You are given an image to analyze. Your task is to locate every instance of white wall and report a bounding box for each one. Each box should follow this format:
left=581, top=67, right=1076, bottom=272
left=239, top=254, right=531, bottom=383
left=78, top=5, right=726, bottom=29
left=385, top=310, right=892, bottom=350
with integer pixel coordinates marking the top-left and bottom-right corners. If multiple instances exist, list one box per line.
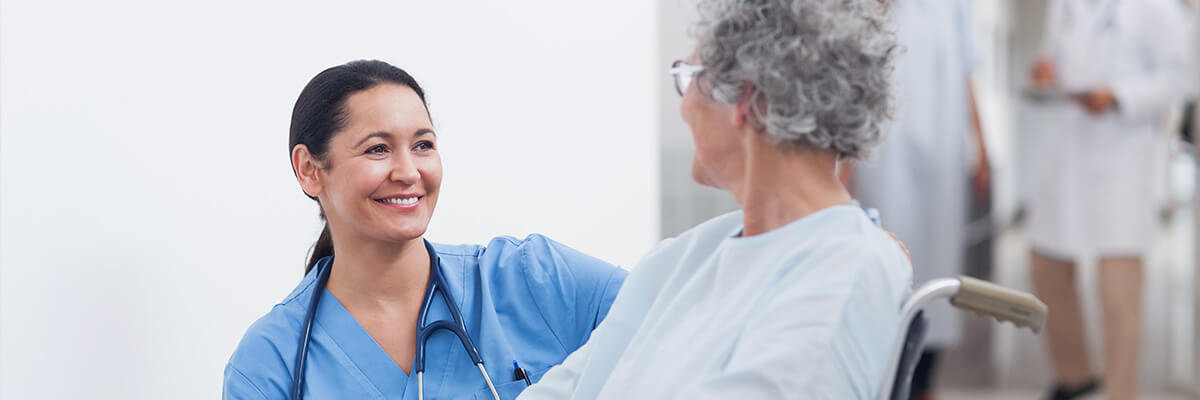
left=0, top=1, right=659, bottom=398
left=657, top=0, right=741, bottom=238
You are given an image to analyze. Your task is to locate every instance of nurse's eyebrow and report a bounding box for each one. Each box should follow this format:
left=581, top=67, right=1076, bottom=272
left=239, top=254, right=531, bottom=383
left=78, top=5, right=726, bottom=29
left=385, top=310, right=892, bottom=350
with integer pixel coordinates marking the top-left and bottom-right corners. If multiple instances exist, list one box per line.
left=354, top=132, right=393, bottom=148
left=354, top=129, right=435, bottom=148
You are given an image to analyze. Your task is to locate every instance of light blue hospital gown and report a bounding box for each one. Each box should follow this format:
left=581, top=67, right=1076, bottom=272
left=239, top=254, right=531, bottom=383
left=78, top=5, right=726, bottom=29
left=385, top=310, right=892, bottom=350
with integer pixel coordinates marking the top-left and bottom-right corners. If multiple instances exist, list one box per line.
left=519, top=206, right=913, bottom=399
left=223, top=234, right=627, bottom=400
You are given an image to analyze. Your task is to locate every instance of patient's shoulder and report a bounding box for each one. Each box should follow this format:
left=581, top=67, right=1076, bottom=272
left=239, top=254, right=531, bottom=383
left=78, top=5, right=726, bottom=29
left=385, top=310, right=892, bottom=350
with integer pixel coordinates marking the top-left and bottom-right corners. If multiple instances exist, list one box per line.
left=782, top=206, right=912, bottom=296
left=644, top=210, right=744, bottom=257
left=666, top=210, right=743, bottom=241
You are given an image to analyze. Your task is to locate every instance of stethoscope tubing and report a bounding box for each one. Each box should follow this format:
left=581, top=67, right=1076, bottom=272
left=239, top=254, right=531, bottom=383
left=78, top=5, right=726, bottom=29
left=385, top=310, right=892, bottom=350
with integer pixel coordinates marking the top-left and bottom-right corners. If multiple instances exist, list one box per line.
left=290, top=240, right=500, bottom=400
left=291, top=256, right=333, bottom=400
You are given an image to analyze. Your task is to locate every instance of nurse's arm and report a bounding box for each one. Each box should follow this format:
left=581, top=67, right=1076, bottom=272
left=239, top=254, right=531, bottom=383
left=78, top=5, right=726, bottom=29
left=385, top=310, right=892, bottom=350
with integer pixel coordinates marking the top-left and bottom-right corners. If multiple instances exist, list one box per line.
left=222, top=365, right=271, bottom=400
left=515, top=334, right=596, bottom=399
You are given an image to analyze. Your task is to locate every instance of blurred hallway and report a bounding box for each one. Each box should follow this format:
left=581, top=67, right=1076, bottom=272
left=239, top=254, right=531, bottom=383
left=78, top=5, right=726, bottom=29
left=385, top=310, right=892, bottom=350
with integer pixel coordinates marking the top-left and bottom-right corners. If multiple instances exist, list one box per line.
left=935, top=151, right=1197, bottom=398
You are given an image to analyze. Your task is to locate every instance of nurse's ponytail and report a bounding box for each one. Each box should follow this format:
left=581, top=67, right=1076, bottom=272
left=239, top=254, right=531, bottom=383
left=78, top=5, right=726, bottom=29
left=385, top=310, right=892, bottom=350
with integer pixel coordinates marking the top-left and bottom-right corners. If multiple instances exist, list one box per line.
left=306, top=222, right=334, bottom=274
left=289, top=59, right=429, bottom=274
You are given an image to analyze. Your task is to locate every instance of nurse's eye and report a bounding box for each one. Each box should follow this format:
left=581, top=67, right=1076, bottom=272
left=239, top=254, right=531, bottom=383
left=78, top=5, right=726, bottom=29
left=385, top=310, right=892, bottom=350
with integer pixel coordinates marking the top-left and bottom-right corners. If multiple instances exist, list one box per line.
left=365, top=144, right=389, bottom=155
left=413, top=141, right=435, bottom=152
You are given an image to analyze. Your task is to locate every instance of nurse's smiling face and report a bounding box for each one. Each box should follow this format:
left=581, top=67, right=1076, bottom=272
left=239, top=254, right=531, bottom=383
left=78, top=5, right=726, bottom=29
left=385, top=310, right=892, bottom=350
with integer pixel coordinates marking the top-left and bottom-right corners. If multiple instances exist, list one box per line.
left=305, top=83, right=442, bottom=244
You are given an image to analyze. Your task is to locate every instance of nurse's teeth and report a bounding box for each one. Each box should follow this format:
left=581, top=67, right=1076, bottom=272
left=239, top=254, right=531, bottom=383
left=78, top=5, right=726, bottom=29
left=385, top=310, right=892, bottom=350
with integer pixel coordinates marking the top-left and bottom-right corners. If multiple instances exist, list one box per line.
left=381, top=197, right=418, bottom=205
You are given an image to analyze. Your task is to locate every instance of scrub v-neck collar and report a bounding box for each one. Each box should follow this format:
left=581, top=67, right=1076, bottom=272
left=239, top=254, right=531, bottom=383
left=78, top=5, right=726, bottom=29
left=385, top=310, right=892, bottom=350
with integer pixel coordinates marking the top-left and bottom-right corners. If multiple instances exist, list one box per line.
left=316, top=287, right=413, bottom=398
left=311, top=254, right=475, bottom=399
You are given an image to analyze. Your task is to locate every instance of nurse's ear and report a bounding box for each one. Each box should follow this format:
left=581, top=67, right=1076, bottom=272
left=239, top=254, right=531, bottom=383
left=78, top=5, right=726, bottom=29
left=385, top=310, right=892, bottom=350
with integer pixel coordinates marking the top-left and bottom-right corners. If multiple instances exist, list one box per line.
left=292, top=144, right=324, bottom=198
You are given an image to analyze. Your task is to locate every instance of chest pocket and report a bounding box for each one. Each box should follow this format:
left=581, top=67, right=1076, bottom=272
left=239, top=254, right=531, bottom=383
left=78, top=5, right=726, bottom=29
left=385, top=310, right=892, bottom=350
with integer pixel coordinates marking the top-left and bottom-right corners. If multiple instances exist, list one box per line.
left=469, top=366, right=547, bottom=400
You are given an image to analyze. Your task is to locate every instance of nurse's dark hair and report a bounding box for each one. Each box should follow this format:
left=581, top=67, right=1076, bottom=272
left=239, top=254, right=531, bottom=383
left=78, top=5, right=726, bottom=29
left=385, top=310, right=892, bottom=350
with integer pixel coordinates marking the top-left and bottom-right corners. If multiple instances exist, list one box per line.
left=289, top=59, right=429, bottom=274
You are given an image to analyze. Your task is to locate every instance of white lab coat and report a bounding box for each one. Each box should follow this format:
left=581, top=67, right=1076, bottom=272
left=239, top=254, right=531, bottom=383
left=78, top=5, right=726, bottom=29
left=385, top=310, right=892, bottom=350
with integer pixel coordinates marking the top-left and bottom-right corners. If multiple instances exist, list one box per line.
left=1028, top=0, right=1192, bottom=259
left=518, top=206, right=912, bottom=399
left=852, top=0, right=976, bottom=348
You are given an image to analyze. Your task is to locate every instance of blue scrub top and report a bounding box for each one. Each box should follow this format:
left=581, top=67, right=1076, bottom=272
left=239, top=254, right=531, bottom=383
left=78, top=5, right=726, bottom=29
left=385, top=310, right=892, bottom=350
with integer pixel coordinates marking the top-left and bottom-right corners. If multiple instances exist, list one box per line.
left=223, top=234, right=627, bottom=400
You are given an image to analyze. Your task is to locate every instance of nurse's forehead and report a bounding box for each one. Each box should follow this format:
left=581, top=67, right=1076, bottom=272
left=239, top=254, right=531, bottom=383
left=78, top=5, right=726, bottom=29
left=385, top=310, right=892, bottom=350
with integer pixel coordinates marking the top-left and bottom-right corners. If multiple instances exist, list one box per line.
left=340, top=83, right=431, bottom=132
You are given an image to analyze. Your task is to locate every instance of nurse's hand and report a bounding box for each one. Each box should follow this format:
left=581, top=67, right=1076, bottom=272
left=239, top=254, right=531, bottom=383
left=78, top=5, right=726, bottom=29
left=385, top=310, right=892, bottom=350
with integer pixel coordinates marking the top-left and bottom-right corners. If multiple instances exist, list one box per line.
left=1031, top=58, right=1056, bottom=88
left=885, top=231, right=912, bottom=267
left=1079, top=88, right=1116, bottom=115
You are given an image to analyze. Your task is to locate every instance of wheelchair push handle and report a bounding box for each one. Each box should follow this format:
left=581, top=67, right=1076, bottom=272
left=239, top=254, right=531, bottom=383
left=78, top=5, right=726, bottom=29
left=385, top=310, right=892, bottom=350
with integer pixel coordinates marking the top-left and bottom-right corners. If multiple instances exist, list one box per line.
left=949, top=275, right=1048, bottom=333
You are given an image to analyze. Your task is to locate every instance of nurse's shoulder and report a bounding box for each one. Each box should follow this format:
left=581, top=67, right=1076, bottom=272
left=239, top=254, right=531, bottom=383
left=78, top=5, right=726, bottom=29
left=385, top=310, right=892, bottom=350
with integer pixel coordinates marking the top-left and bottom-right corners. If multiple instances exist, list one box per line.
left=223, top=270, right=321, bottom=399
left=475, top=234, right=624, bottom=288
left=452, top=234, right=628, bottom=348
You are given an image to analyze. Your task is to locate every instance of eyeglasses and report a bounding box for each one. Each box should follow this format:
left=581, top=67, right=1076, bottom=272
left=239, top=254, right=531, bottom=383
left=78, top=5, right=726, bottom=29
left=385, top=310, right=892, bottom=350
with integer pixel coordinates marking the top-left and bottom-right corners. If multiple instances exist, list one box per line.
left=669, top=60, right=705, bottom=97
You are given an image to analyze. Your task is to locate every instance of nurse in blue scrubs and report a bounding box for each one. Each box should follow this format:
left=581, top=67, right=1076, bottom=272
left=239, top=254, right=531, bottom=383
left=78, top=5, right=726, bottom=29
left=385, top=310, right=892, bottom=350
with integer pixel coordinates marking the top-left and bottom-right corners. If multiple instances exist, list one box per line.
left=222, top=60, right=627, bottom=400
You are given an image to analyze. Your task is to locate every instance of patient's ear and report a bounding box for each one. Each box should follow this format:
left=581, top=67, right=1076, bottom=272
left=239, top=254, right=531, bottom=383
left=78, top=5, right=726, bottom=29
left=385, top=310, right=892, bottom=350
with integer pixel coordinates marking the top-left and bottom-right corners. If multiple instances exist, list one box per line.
left=292, top=145, right=324, bottom=198
left=733, top=84, right=762, bottom=134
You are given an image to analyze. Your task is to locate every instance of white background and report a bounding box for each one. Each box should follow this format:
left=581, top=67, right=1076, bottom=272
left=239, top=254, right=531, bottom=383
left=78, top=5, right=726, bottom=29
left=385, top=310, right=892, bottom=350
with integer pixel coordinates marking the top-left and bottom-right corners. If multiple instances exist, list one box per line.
left=0, top=1, right=660, bottom=398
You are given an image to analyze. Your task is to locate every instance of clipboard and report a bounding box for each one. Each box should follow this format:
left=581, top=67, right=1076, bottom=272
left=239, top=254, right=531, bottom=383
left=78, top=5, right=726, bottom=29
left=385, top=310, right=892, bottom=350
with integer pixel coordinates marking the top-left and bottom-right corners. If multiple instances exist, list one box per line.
left=1023, top=86, right=1088, bottom=103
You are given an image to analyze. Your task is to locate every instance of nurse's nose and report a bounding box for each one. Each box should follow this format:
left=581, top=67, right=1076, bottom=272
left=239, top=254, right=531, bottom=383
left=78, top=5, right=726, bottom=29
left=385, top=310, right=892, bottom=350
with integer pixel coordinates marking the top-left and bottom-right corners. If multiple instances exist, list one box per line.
left=389, top=153, right=421, bottom=185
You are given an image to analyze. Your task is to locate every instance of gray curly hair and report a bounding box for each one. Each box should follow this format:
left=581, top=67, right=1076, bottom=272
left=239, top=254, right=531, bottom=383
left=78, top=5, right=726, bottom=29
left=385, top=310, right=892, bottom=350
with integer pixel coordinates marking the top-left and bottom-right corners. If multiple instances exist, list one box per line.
left=693, top=0, right=896, bottom=160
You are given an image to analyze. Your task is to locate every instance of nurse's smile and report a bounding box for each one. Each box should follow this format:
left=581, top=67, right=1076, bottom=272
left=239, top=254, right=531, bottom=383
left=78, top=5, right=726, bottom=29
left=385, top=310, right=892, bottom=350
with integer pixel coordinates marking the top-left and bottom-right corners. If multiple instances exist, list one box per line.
left=375, top=194, right=422, bottom=210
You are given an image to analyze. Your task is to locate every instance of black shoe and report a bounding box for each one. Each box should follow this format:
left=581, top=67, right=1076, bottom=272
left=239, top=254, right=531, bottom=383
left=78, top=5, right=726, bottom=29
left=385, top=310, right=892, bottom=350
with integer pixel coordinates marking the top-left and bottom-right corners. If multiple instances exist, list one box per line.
left=1046, top=378, right=1101, bottom=400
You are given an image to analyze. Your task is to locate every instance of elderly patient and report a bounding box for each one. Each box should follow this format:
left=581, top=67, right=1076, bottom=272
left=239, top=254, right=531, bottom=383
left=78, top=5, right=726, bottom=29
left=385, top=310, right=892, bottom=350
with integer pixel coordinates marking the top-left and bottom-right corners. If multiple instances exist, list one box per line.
left=518, top=0, right=909, bottom=398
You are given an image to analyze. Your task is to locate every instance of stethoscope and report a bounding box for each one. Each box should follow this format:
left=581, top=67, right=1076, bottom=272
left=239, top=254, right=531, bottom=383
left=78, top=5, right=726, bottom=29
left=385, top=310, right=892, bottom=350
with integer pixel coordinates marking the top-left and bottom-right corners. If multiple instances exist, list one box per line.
left=291, top=240, right=501, bottom=400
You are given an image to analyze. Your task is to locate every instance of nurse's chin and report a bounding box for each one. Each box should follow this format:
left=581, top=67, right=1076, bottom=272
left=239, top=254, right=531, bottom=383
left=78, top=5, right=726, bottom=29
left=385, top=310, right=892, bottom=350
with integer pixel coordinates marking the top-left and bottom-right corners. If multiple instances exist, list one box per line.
left=369, top=219, right=431, bottom=242
left=375, top=231, right=430, bottom=247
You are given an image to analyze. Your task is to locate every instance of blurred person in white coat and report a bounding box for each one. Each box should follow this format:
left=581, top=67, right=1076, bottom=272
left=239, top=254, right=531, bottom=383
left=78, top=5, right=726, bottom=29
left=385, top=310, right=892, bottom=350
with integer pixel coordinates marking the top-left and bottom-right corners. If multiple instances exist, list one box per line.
left=847, top=1, right=988, bottom=398
left=1026, top=0, right=1193, bottom=399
